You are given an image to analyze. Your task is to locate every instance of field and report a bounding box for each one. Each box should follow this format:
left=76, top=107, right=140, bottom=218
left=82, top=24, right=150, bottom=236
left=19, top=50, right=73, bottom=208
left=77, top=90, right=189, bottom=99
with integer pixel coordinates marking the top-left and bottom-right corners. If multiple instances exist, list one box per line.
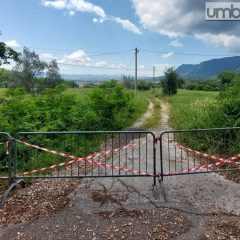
left=0, top=88, right=7, bottom=98
left=64, top=87, right=150, bottom=128
left=163, top=89, right=218, bottom=130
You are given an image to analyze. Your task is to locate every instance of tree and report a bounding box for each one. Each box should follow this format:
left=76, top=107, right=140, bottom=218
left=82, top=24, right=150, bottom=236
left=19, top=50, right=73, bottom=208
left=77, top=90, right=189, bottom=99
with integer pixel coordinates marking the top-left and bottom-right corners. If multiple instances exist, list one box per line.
left=218, top=71, right=236, bottom=87
left=0, top=31, right=20, bottom=65
left=45, top=59, right=63, bottom=88
left=177, top=76, right=185, bottom=89
left=13, top=47, right=46, bottom=94
left=162, top=67, right=178, bottom=96
left=0, top=68, right=13, bottom=87
left=123, top=75, right=134, bottom=89
left=0, top=42, right=20, bottom=65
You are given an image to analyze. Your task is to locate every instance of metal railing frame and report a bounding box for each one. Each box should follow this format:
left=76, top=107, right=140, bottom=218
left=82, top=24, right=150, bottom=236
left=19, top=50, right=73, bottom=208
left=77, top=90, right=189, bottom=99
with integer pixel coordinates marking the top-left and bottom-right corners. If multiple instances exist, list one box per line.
left=159, top=127, right=240, bottom=181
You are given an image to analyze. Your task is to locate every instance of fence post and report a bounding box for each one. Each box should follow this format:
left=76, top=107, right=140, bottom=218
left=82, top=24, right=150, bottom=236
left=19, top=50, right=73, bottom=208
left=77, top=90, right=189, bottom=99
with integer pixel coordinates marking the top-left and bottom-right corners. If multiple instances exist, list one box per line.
left=7, top=138, right=17, bottom=186
left=160, top=133, right=164, bottom=182
left=7, top=138, right=12, bottom=187
left=153, top=137, right=156, bottom=187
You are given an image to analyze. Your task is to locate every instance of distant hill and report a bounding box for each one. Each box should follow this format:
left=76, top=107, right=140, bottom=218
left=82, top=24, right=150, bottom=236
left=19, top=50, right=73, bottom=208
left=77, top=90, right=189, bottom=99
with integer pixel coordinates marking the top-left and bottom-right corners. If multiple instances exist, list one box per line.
left=61, top=74, right=154, bottom=82
left=61, top=74, right=122, bottom=81
left=176, top=56, right=240, bottom=79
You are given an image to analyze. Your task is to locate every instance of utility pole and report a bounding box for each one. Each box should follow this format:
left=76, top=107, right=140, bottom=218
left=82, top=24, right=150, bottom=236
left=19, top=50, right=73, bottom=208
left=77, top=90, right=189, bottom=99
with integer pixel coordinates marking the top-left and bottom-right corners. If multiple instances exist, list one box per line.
left=135, top=48, right=139, bottom=93
left=153, top=65, right=155, bottom=92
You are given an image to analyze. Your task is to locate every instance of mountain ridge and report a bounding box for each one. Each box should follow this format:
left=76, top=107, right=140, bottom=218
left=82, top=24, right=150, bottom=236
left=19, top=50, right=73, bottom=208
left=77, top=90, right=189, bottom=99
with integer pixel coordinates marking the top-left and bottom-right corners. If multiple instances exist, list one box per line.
left=176, top=56, right=240, bottom=79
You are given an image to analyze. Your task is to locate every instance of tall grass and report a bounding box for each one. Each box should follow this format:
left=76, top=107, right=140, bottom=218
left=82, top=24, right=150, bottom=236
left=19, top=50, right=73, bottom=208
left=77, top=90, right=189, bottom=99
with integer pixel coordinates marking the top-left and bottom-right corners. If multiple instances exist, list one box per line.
left=163, top=89, right=218, bottom=130
left=0, top=88, right=7, bottom=98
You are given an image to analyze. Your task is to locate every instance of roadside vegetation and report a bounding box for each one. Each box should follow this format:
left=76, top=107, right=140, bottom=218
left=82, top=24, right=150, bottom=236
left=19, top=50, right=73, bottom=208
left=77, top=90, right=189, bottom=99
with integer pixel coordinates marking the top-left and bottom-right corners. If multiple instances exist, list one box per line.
left=163, top=75, right=240, bottom=182
left=164, top=73, right=240, bottom=130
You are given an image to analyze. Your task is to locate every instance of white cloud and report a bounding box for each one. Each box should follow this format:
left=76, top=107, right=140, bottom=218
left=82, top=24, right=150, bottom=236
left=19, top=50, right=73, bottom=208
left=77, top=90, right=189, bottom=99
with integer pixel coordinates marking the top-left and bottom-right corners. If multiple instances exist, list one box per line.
left=93, top=17, right=104, bottom=23
left=65, top=49, right=91, bottom=62
left=95, top=61, right=107, bottom=67
left=156, top=63, right=170, bottom=69
left=132, top=0, right=240, bottom=53
left=113, top=17, right=142, bottom=35
left=4, top=40, right=21, bottom=48
left=42, top=0, right=107, bottom=21
left=195, top=33, right=240, bottom=53
left=132, top=0, right=201, bottom=38
left=42, top=1, right=143, bottom=35
left=69, top=10, right=75, bottom=16
left=40, top=53, right=56, bottom=61
left=43, top=0, right=66, bottom=9
left=118, top=63, right=127, bottom=68
left=162, top=52, right=174, bottom=59
left=169, top=39, right=183, bottom=48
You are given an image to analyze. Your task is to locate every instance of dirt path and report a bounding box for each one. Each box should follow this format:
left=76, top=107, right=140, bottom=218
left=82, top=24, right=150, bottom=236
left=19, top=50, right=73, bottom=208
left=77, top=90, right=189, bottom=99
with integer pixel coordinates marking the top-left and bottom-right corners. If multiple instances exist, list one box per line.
left=0, top=101, right=239, bottom=240
left=131, top=101, right=154, bottom=129
left=159, top=102, right=171, bottom=131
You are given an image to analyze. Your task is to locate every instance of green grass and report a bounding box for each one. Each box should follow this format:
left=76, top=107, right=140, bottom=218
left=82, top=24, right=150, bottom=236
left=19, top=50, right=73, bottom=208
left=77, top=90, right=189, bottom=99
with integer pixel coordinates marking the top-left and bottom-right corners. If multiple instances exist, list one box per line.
left=142, top=96, right=161, bottom=130
left=128, top=90, right=150, bottom=126
left=64, top=88, right=93, bottom=102
left=0, top=88, right=7, bottom=98
left=162, top=89, right=218, bottom=130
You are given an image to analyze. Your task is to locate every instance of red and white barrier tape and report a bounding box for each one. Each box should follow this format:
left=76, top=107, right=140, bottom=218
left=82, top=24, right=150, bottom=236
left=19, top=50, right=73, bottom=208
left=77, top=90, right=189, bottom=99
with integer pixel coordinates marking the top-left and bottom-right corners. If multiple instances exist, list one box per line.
left=164, top=153, right=240, bottom=175
left=16, top=139, right=149, bottom=176
left=0, top=176, right=9, bottom=179
left=177, top=143, right=240, bottom=164
left=164, top=137, right=240, bottom=164
left=15, top=138, right=239, bottom=177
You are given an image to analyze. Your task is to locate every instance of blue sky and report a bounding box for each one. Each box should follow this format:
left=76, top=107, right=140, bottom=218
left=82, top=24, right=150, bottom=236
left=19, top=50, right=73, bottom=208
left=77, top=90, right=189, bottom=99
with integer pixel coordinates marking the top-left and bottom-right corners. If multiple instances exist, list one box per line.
left=1, top=0, right=240, bottom=76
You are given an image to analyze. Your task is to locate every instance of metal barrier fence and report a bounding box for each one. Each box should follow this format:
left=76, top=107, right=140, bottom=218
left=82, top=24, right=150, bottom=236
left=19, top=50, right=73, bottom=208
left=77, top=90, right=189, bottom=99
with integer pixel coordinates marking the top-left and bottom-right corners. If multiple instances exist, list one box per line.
left=159, top=127, right=240, bottom=180
left=13, top=131, right=157, bottom=186
left=0, top=128, right=240, bottom=196
left=0, top=132, right=11, bottom=183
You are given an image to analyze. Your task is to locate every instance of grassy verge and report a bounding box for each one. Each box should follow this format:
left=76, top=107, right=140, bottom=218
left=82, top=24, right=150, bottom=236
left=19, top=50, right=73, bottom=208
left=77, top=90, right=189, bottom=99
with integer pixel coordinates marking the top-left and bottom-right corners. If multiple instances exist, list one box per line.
left=127, top=90, right=150, bottom=127
left=0, top=88, right=7, bottom=98
left=163, top=89, right=239, bottom=183
left=162, top=89, right=218, bottom=130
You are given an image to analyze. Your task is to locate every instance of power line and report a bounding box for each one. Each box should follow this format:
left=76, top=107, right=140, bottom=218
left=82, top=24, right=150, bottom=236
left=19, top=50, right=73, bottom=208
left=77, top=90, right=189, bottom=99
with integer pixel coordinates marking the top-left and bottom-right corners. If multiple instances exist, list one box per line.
left=56, top=62, right=136, bottom=70
left=140, top=49, right=236, bottom=57
left=26, top=46, right=134, bottom=57
left=15, top=44, right=238, bottom=58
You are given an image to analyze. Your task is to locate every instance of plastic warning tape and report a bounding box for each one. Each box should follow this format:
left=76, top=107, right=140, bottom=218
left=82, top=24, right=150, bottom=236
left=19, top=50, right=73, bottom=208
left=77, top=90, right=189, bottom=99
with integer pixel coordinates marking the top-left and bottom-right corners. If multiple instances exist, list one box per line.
left=164, top=153, right=240, bottom=175
left=165, top=138, right=240, bottom=163
left=16, top=139, right=149, bottom=176
left=177, top=143, right=240, bottom=164
left=0, top=176, right=9, bottom=179
left=15, top=139, right=239, bottom=177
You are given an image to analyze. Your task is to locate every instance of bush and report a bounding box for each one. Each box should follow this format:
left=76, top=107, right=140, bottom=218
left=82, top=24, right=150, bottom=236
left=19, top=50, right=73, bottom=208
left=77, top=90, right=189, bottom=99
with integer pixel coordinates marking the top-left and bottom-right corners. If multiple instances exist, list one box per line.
left=162, top=68, right=178, bottom=96
left=90, top=80, right=133, bottom=130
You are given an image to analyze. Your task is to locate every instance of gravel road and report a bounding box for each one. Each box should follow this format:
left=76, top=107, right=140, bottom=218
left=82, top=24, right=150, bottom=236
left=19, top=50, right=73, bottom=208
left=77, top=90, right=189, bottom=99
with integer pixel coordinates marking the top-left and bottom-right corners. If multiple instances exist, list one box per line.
left=0, top=101, right=239, bottom=240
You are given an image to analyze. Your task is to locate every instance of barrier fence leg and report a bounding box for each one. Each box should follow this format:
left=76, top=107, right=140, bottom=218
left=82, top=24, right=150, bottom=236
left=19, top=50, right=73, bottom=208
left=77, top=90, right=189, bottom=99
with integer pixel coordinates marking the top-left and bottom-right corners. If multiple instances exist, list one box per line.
left=7, top=138, right=13, bottom=187
left=160, top=137, right=164, bottom=182
left=159, top=136, right=166, bottom=202
left=153, top=138, right=160, bottom=200
left=1, top=139, right=26, bottom=205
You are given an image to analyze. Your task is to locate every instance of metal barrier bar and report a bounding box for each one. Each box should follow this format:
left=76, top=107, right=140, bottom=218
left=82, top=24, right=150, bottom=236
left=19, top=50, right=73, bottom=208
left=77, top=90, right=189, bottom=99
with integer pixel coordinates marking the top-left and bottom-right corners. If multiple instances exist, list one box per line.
left=159, top=127, right=240, bottom=178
